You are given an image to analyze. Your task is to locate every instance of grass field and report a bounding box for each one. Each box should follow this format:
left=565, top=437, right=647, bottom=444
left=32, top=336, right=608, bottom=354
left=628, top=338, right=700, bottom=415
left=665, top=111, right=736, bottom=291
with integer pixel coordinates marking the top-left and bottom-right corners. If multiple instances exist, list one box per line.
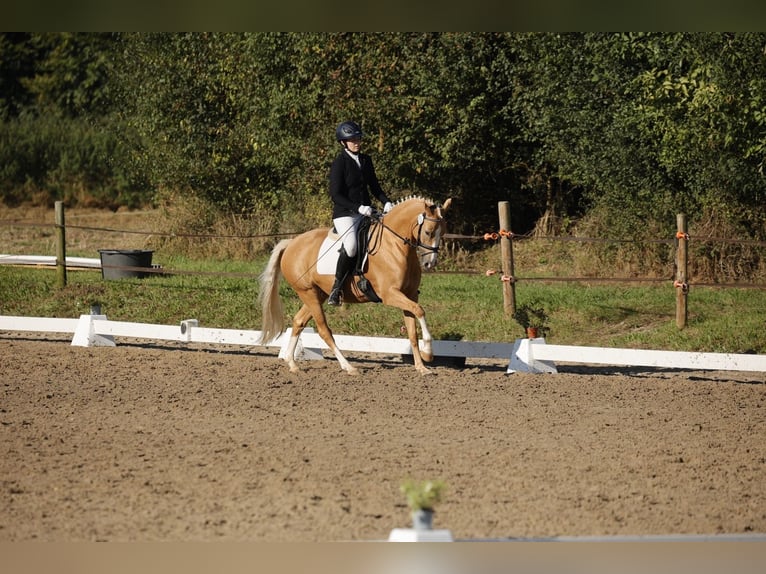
left=2, top=205, right=765, bottom=354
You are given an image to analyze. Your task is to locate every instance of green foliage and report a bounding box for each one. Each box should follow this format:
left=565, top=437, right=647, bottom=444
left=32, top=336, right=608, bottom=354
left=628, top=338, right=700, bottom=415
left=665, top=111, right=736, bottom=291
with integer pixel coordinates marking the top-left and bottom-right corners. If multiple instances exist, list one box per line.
left=512, top=33, right=766, bottom=237
left=0, top=33, right=147, bottom=207
left=18, top=32, right=117, bottom=118
left=115, top=34, right=281, bottom=214
left=1, top=32, right=765, bottom=248
left=0, top=112, right=148, bottom=207
left=400, top=479, right=446, bottom=511
left=0, top=33, right=38, bottom=119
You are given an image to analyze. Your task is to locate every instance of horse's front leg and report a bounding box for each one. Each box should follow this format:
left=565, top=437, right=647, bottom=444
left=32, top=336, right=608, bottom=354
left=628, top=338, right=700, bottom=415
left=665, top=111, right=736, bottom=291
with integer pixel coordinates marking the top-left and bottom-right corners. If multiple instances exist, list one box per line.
left=378, top=284, right=434, bottom=375
left=416, top=313, right=434, bottom=363
left=401, top=311, right=433, bottom=375
left=404, top=311, right=434, bottom=375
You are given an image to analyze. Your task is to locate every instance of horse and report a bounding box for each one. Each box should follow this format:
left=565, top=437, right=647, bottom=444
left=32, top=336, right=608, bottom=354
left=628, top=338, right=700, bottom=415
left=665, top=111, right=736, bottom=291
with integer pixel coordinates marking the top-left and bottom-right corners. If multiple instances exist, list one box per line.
left=258, top=196, right=453, bottom=375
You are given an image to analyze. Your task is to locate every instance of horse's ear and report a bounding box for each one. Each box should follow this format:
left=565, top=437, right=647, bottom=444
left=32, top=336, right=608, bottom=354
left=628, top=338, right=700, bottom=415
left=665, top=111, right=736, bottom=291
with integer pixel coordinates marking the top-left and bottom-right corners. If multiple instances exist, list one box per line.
left=442, top=198, right=452, bottom=212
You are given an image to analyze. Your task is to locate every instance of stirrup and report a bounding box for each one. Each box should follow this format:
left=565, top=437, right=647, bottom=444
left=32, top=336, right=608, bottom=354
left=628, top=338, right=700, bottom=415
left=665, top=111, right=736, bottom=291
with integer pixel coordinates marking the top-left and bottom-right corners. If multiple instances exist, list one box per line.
left=328, top=288, right=342, bottom=306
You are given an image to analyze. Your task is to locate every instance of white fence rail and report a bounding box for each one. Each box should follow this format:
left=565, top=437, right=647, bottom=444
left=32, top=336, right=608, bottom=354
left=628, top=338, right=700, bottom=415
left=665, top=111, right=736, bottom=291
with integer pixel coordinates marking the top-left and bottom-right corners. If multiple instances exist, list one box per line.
left=508, top=337, right=766, bottom=373
left=2, top=314, right=765, bottom=374
left=0, top=254, right=101, bottom=269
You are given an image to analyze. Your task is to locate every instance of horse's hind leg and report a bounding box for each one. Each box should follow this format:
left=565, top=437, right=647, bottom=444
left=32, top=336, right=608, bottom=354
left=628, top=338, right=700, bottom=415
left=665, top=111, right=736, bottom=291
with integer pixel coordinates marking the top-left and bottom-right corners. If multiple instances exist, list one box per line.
left=301, top=294, right=358, bottom=375
left=283, top=304, right=313, bottom=373
left=291, top=294, right=359, bottom=375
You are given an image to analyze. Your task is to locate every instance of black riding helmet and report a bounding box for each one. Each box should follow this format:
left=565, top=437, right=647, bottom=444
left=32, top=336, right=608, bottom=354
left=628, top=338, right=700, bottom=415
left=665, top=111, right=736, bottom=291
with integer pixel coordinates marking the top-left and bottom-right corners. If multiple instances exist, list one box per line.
left=336, top=121, right=363, bottom=142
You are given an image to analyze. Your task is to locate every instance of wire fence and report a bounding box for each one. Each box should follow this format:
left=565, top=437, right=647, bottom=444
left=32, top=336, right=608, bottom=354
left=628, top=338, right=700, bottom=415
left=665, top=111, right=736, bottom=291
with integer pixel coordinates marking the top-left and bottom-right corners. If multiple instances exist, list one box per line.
left=1, top=208, right=765, bottom=289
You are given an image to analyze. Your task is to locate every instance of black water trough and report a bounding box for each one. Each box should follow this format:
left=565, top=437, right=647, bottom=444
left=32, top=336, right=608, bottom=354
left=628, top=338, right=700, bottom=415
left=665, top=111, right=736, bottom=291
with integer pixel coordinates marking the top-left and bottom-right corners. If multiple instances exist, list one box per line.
left=98, top=249, right=154, bottom=280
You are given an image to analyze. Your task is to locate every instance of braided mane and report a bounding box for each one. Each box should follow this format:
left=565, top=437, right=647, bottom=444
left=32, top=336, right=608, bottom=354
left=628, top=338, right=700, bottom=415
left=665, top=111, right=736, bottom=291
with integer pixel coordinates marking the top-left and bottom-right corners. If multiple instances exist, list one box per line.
left=394, top=195, right=440, bottom=208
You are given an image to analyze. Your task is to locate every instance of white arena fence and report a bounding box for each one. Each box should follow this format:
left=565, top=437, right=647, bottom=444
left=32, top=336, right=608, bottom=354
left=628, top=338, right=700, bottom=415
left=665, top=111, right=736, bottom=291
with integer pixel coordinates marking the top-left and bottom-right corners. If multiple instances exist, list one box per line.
left=2, top=314, right=765, bottom=374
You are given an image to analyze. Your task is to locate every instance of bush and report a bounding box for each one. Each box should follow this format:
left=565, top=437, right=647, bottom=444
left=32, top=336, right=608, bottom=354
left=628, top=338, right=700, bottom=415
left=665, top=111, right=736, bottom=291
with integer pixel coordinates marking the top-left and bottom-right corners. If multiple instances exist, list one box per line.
left=0, top=113, right=151, bottom=208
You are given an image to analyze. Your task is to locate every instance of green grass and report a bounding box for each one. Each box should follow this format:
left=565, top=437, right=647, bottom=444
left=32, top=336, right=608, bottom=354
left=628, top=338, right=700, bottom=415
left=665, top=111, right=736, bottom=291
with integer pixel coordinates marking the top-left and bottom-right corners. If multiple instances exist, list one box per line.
left=2, top=257, right=765, bottom=354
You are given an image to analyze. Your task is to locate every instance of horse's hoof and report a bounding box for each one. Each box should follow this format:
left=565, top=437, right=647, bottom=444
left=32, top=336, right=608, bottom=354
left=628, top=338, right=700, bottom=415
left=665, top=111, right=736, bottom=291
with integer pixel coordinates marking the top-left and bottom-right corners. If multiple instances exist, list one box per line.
left=345, top=366, right=360, bottom=376
left=416, top=366, right=433, bottom=375
left=288, top=363, right=301, bottom=373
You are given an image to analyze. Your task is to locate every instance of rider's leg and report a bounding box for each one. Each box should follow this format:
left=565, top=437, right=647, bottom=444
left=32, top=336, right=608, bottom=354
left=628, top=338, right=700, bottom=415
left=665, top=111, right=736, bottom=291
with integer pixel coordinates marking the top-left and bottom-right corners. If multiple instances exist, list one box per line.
left=328, top=216, right=359, bottom=306
left=328, top=247, right=354, bottom=306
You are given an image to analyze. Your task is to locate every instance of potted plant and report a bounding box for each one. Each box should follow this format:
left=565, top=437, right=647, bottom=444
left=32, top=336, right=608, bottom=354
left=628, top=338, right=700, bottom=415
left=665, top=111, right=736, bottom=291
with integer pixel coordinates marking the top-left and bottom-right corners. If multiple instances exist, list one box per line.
left=400, top=478, right=446, bottom=530
left=513, top=301, right=550, bottom=339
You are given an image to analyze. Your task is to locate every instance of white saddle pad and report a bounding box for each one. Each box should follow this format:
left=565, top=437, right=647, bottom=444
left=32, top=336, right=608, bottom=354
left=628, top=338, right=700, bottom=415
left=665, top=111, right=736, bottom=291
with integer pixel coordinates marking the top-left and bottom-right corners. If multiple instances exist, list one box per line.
left=316, top=233, right=342, bottom=275
left=315, top=230, right=369, bottom=275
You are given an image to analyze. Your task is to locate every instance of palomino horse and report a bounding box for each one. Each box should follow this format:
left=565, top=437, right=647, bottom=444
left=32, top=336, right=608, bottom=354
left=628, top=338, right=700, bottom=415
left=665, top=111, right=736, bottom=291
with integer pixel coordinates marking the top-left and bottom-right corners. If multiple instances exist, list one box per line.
left=258, top=196, right=452, bottom=375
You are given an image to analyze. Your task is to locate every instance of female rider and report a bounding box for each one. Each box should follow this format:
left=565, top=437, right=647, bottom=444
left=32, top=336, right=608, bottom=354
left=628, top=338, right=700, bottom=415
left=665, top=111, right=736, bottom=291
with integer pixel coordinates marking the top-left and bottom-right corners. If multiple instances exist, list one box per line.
left=327, top=121, right=393, bottom=305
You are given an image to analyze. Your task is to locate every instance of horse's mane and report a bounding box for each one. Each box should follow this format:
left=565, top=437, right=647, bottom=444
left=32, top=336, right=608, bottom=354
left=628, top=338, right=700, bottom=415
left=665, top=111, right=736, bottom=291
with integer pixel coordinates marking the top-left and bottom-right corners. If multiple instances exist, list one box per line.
left=393, top=195, right=440, bottom=207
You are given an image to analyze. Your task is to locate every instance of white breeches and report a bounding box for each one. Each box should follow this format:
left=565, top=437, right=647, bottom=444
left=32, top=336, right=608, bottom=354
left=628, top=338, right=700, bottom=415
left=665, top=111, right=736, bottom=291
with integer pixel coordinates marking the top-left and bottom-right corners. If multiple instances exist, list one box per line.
left=333, top=215, right=363, bottom=257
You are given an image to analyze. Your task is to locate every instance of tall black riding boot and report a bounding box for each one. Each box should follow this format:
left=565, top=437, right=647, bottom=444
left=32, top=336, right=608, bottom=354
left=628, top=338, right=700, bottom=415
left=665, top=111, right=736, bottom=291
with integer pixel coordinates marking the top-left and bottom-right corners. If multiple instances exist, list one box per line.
left=328, top=249, right=354, bottom=306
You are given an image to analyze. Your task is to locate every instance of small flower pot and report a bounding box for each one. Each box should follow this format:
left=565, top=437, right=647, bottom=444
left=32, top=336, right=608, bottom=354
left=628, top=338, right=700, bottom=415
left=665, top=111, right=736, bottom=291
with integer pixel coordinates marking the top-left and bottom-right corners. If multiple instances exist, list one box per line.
left=526, top=326, right=539, bottom=338
left=411, top=509, right=434, bottom=530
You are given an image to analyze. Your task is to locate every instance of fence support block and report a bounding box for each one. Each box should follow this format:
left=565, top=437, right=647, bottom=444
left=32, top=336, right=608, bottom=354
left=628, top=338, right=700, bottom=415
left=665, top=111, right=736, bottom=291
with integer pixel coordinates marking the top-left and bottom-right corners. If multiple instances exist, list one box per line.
left=506, top=338, right=558, bottom=374
left=388, top=528, right=454, bottom=542
left=278, top=328, right=324, bottom=361
left=71, top=314, right=115, bottom=347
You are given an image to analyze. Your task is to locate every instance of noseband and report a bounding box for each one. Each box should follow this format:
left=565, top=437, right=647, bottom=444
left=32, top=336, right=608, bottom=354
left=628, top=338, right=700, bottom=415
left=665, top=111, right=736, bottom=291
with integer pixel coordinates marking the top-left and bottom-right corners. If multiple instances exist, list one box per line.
left=412, top=212, right=444, bottom=254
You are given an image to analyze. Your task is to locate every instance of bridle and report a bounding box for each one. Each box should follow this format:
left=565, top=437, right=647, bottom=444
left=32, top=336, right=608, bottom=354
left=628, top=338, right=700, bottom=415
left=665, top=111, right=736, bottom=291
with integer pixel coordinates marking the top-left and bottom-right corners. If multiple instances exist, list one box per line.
left=411, top=211, right=445, bottom=254
left=369, top=207, right=445, bottom=254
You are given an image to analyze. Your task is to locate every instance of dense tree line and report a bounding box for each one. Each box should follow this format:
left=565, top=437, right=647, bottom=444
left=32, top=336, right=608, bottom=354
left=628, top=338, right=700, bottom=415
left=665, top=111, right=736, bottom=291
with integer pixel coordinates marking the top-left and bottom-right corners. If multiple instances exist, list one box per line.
left=1, top=32, right=765, bottom=242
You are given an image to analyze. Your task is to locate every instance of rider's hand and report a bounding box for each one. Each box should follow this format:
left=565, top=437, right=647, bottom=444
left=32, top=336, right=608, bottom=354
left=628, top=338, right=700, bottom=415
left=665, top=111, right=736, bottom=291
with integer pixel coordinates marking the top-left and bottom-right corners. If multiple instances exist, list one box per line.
left=358, top=205, right=373, bottom=217
left=383, top=202, right=393, bottom=214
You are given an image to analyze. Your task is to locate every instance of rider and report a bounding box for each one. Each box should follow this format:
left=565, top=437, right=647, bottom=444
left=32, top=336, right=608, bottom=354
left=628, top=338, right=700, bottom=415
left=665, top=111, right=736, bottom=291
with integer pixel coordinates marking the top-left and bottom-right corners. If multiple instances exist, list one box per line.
left=327, top=120, right=393, bottom=306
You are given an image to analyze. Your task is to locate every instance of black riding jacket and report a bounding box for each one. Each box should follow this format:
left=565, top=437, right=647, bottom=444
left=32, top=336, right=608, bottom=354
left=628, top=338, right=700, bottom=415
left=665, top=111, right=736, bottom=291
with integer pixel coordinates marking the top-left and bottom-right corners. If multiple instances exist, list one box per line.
left=329, top=150, right=390, bottom=219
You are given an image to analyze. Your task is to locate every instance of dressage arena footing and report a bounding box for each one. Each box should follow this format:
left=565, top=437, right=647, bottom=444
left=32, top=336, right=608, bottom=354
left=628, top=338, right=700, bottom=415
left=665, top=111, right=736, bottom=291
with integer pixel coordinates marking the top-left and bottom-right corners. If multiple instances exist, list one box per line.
left=1, top=313, right=766, bottom=374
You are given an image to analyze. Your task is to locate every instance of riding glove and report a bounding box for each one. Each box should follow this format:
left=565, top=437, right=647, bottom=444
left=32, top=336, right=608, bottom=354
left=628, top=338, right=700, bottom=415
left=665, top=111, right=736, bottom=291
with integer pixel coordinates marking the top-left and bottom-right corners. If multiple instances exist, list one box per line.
left=383, top=202, right=393, bottom=214
left=358, top=205, right=373, bottom=217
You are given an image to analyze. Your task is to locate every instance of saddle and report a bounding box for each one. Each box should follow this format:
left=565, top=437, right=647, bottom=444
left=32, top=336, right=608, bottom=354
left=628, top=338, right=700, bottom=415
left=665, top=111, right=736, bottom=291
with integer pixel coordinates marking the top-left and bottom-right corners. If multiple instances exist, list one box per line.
left=326, top=217, right=382, bottom=303
left=353, top=218, right=382, bottom=303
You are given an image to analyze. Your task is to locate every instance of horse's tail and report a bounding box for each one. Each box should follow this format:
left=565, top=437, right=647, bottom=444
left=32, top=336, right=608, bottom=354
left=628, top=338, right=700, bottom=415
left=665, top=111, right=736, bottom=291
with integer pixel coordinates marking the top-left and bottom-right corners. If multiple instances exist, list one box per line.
left=258, top=239, right=291, bottom=344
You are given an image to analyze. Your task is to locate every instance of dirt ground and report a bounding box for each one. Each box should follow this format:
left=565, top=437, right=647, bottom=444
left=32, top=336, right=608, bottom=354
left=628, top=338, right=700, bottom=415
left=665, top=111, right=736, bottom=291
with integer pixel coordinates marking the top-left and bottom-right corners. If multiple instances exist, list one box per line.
left=1, top=333, right=765, bottom=542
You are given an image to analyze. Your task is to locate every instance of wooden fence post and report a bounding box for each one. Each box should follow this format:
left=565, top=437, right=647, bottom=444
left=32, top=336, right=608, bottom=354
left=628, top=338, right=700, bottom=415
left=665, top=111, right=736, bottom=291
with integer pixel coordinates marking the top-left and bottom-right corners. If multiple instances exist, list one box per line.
left=55, top=201, right=67, bottom=288
left=498, top=201, right=516, bottom=317
left=675, top=213, right=688, bottom=329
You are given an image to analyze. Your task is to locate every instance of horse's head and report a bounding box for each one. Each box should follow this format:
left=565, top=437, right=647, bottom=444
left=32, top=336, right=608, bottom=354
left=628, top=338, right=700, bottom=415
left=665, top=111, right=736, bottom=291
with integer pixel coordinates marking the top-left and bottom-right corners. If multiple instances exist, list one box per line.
left=380, top=196, right=453, bottom=270
left=413, top=198, right=452, bottom=270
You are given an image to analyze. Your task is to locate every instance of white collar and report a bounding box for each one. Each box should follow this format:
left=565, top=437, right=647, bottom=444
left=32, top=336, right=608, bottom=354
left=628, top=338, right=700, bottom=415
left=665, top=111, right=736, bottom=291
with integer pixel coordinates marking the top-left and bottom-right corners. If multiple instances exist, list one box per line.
left=344, top=149, right=361, bottom=167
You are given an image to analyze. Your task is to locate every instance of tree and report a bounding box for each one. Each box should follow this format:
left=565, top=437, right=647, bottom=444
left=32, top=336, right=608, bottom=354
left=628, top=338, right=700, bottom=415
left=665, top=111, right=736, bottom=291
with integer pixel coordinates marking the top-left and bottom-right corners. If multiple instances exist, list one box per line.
left=2, top=32, right=763, bottom=250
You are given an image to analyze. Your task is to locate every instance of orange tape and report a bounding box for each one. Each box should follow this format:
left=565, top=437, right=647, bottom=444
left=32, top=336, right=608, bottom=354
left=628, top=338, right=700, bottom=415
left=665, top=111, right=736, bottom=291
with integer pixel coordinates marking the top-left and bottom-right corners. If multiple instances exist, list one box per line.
left=676, top=231, right=689, bottom=239
left=483, top=230, right=514, bottom=240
